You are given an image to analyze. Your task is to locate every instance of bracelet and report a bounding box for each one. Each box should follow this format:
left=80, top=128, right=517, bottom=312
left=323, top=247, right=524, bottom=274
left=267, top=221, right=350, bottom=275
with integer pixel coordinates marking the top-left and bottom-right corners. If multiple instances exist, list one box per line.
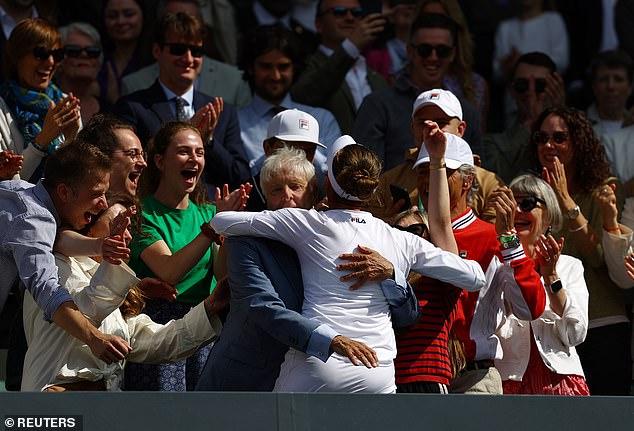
left=429, top=161, right=446, bottom=170
left=568, top=222, right=588, bottom=233
left=604, top=226, right=621, bottom=233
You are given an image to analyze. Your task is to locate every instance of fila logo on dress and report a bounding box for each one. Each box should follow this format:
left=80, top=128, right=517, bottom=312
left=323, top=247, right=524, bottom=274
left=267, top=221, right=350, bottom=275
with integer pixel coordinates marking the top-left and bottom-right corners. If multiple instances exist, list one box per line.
left=350, top=217, right=366, bottom=224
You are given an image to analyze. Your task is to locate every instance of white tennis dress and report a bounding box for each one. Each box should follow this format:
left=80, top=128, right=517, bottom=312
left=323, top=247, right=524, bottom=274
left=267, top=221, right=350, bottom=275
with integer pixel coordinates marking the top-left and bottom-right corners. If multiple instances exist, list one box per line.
left=210, top=208, right=485, bottom=393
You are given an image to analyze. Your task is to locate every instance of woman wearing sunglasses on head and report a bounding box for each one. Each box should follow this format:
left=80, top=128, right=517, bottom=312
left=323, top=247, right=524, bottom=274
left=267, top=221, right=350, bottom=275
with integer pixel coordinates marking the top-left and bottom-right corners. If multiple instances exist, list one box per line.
left=492, top=174, right=589, bottom=395
left=530, top=106, right=629, bottom=395
left=0, top=18, right=81, bottom=183
left=57, top=23, right=104, bottom=124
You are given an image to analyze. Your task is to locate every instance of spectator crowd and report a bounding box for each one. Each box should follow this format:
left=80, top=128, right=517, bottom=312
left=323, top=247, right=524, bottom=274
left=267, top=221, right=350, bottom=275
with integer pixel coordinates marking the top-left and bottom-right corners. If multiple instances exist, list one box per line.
left=2, top=0, right=634, bottom=397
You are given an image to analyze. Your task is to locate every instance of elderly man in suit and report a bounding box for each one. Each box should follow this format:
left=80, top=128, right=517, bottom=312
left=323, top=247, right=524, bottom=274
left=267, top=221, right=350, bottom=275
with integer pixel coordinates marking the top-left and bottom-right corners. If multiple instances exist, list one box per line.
left=114, top=11, right=250, bottom=190
left=195, top=147, right=418, bottom=391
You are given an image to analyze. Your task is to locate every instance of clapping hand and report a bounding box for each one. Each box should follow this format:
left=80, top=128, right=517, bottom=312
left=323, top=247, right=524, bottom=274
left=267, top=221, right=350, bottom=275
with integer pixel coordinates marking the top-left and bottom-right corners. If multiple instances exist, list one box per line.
left=594, top=183, right=618, bottom=231
left=542, top=157, right=572, bottom=207
left=0, top=150, right=23, bottom=179
left=490, top=186, right=517, bottom=235
left=214, top=183, right=252, bottom=212
left=534, top=233, right=564, bottom=278
left=102, top=206, right=136, bottom=264
left=192, top=97, right=223, bottom=143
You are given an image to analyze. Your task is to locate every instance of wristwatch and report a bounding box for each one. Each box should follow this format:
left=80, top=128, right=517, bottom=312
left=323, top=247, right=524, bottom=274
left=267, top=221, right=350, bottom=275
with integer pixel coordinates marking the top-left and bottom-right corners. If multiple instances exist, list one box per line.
left=565, top=205, right=580, bottom=220
left=498, top=233, right=521, bottom=250
left=548, top=279, right=563, bottom=294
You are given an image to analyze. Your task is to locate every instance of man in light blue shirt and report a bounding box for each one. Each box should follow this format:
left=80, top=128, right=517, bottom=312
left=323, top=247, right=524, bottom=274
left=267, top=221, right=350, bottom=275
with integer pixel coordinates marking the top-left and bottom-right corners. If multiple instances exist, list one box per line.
left=237, top=24, right=341, bottom=178
left=0, top=141, right=132, bottom=364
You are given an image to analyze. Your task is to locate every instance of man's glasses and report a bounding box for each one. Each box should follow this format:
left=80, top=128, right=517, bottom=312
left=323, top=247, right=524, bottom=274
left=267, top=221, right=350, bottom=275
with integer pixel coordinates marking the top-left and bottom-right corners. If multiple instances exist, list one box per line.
left=394, top=223, right=429, bottom=238
left=322, top=6, right=364, bottom=18
left=32, top=46, right=65, bottom=62
left=516, top=195, right=546, bottom=212
left=533, top=131, right=569, bottom=145
left=114, top=149, right=147, bottom=161
left=64, top=45, right=102, bottom=59
left=413, top=43, right=454, bottom=59
left=512, top=78, right=546, bottom=94
left=163, top=43, right=204, bottom=58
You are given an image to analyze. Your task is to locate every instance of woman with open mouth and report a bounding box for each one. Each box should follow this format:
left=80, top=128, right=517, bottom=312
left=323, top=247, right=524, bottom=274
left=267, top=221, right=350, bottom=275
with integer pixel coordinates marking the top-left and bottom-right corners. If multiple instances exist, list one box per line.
left=493, top=174, right=589, bottom=395
left=125, top=121, right=248, bottom=391
left=0, top=18, right=81, bottom=183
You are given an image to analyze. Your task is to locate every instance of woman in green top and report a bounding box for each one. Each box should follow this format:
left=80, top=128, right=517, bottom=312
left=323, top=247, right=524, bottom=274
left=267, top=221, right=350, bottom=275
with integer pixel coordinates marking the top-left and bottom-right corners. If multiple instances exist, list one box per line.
left=530, top=106, right=629, bottom=395
left=126, top=121, right=248, bottom=391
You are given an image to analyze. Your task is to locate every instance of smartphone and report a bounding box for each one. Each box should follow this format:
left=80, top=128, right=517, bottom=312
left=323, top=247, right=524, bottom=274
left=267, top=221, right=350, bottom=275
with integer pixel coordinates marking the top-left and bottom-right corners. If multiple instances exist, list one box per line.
left=363, top=0, right=383, bottom=16
left=545, top=225, right=552, bottom=237
left=390, top=184, right=411, bottom=213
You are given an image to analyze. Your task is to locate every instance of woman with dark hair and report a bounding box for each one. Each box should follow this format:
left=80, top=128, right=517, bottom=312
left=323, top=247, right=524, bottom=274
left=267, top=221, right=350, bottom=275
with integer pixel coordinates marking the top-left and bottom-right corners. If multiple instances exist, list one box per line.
left=206, top=133, right=486, bottom=393
left=0, top=18, right=81, bottom=182
left=98, top=0, right=152, bottom=109
left=125, top=121, right=247, bottom=391
left=495, top=174, right=589, bottom=395
left=530, top=105, right=630, bottom=395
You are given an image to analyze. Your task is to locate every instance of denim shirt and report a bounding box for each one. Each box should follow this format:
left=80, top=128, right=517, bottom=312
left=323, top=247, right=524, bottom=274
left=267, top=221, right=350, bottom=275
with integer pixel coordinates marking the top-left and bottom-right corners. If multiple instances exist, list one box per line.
left=0, top=180, right=73, bottom=320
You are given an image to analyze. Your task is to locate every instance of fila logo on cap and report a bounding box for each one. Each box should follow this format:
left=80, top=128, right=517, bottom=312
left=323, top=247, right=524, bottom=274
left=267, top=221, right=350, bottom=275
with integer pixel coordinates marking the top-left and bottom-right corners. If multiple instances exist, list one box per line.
left=430, top=93, right=440, bottom=100
left=299, top=119, right=310, bottom=130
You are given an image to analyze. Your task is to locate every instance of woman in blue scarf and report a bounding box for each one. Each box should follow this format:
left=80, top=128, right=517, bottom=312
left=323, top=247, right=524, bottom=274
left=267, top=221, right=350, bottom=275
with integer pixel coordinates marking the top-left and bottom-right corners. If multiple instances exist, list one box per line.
left=0, top=18, right=81, bottom=182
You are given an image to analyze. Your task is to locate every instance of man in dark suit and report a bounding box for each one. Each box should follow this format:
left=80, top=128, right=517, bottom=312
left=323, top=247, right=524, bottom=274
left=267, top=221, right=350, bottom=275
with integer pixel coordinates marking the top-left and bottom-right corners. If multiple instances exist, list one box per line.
left=114, top=11, right=250, bottom=190
left=195, top=235, right=418, bottom=391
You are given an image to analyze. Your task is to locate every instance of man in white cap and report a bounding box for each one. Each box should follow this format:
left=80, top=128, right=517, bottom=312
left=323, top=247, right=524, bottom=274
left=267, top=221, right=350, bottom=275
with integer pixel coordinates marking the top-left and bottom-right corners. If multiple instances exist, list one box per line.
left=246, top=108, right=328, bottom=211
left=399, top=124, right=546, bottom=394
left=365, top=88, right=502, bottom=223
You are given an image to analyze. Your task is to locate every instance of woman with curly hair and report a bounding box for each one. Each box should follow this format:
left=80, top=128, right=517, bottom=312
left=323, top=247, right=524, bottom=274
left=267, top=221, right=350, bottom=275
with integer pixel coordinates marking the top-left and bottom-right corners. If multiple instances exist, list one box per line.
left=530, top=106, right=630, bottom=395
left=416, top=0, right=489, bottom=130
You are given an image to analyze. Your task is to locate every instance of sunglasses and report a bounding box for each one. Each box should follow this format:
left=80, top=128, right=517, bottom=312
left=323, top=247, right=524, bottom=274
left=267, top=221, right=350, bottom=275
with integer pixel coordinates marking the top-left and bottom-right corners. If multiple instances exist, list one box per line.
left=413, top=43, right=454, bottom=59
left=394, top=223, right=429, bottom=238
left=512, top=78, right=546, bottom=94
left=516, top=195, right=546, bottom=212
left=533, top=131, right=569, bottom=145
left=64, top=45, right=102, bottom=59
left=163, top=43, right=204, bottom=58
left=322, top=6, right=364, bottom=18
left=32, top=46, right=65, bottom=62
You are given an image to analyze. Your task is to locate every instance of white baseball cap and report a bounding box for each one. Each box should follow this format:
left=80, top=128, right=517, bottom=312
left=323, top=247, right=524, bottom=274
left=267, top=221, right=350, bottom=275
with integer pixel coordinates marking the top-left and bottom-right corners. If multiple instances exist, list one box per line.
left=266, top=109, right=326, bottom=149
left=412, top=132, right=474, bottom=170
left=411, top=89, right=463, bottom=120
